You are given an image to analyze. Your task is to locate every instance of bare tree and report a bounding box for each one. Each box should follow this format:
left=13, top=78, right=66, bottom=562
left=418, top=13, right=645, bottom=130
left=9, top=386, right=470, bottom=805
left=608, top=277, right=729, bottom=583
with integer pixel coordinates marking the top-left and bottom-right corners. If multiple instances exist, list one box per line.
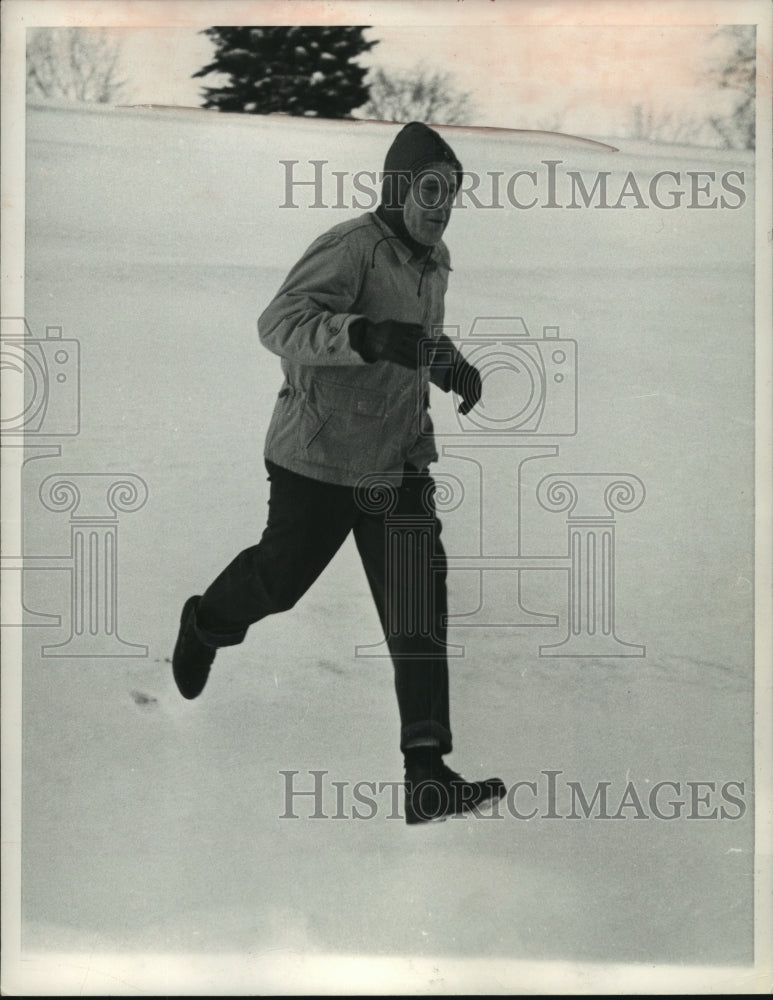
left=624, top=102, right=709, bottom=146
left=705, top=25, right=755, bottom=150
left=27, top=28, right=126, bottom=104
left=358, top=65, right=476, bottom=125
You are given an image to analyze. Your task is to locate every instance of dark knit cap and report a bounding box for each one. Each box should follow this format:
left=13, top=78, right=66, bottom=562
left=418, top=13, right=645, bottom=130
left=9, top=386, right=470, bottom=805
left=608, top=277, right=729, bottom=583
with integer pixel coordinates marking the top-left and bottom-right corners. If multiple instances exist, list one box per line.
left=383, top=121, right=463, bottom=187
left=378, top=122, right=463, bottom=255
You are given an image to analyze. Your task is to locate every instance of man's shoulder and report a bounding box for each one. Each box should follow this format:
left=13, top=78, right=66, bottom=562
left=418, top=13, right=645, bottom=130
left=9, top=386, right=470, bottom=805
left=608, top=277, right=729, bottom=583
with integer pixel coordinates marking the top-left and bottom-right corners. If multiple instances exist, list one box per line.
left=311, top=213, right=380, bottom=250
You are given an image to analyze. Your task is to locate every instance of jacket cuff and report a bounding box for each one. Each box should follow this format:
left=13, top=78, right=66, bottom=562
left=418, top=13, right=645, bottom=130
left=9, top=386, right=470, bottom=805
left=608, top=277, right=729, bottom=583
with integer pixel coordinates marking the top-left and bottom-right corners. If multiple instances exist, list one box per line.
left=327, top=313, right=369, bottom=365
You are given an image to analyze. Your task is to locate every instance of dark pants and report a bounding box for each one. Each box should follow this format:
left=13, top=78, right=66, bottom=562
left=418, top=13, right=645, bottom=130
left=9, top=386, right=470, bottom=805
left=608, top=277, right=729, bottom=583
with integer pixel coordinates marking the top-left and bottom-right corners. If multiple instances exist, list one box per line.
left=195, top=459, right=452, bottom=754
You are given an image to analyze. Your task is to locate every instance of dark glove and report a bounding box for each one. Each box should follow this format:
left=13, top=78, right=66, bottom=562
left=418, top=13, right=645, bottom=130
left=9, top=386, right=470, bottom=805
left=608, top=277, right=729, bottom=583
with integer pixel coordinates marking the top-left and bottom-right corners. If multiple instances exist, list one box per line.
left=451, top=357, right=483, bottom=415
left=349, top=318, right=425, bottom=369
left=428, top=334, right=482, bottom=415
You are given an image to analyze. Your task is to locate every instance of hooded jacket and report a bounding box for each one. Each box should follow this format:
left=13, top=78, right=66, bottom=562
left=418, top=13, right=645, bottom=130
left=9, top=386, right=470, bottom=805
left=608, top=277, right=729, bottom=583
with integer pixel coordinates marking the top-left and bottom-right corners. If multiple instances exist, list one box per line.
left=258, top=123, right=463, bottom=487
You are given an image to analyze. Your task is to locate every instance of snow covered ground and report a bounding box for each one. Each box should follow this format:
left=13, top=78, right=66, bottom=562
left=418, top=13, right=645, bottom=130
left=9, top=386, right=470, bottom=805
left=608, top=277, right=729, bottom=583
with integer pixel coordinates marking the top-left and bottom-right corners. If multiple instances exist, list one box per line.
left=4, top=103, right=762, bottom=993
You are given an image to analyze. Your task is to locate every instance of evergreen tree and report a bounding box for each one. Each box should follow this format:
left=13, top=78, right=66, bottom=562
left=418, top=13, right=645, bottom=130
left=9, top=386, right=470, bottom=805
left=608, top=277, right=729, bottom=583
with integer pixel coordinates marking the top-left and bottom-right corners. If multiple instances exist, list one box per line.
left=193, top=26, right=377, bottom=117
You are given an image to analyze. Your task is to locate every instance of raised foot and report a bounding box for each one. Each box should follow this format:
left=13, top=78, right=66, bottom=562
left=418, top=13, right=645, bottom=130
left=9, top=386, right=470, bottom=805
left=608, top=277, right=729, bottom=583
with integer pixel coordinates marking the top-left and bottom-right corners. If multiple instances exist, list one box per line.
left=172, top=595, right=216, bottom=700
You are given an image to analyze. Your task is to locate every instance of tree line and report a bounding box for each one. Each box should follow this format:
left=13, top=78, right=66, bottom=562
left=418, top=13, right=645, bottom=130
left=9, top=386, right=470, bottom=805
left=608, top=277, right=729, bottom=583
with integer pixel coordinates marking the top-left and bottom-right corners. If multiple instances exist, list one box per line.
left=26, top=25, right=756, bottom=150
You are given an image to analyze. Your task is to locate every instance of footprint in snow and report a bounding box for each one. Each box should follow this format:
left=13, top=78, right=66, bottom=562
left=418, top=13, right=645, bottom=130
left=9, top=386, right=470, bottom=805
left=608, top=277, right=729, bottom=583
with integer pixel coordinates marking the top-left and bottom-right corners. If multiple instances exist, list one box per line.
left=318, top=659, right=345, bottom=675
left=130, top=689, right=158, bottom=707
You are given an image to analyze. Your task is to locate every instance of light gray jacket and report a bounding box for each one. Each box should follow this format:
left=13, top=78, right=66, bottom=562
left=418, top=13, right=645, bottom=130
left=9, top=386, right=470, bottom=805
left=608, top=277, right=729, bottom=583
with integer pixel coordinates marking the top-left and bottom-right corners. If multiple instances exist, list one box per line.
left=258, top=211, right=454, bottom=486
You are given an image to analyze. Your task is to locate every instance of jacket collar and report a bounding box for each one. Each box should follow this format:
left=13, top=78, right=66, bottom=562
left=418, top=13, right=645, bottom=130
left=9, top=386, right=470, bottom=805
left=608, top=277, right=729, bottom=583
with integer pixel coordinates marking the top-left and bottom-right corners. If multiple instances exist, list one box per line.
left=368, top=211, right=437, bottom=267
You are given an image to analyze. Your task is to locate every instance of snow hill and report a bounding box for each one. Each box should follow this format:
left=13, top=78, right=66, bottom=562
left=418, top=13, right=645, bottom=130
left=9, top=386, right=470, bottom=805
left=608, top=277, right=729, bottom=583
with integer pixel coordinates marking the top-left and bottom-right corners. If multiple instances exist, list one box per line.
left=5, top=102, right=758, bottom=994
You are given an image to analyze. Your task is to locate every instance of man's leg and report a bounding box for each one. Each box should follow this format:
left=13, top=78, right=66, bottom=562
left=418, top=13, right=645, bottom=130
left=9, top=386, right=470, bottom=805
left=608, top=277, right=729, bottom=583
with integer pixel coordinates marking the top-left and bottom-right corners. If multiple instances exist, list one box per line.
left=353, top=465, right=506, bottom=823
left=196, top=461, right=358, bottom=642
left=173, top=461, right=358, bottom=697
left=352, top=465, right=452, bottom=755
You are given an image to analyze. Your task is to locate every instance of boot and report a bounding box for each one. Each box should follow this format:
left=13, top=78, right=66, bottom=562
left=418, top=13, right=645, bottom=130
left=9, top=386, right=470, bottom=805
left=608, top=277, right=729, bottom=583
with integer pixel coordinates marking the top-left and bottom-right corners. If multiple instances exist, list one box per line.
left=404, top=747, right=506, bottom=824
left=172, top=595, right=216, bottom=699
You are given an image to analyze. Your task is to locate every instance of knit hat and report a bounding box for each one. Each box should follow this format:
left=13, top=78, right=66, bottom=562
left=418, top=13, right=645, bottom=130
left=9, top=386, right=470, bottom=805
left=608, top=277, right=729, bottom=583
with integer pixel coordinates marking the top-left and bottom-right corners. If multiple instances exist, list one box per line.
left=383, top=122, right=463, bottom=187
left=378, top=122, right=463, bottom=255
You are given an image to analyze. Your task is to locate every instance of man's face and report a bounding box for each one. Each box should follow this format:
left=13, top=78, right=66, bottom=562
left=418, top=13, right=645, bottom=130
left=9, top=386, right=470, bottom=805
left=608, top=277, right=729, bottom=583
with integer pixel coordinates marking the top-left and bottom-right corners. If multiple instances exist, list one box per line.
left=403, top=162, right=458, bottom=246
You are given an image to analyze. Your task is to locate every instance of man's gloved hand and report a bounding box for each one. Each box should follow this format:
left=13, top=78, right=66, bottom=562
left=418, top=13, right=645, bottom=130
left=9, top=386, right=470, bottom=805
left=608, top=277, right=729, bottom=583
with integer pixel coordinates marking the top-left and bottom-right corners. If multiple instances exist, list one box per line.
left=428, top=333, right=483, bottom=415
left=349, top=318, right=425, bottom=369
left=451, top=356, right=483, bottom=416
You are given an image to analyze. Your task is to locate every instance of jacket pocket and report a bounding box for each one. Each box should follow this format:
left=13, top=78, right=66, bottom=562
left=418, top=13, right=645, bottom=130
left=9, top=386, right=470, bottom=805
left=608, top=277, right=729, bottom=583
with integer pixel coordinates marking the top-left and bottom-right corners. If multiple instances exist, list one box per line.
left=299, top=377, right=388, bottom=473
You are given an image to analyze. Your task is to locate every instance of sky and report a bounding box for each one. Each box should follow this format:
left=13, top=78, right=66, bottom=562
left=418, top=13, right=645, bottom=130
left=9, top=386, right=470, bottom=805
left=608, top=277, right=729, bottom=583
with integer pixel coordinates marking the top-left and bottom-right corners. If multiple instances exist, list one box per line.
left=112, top=23, right=732, bottom=141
